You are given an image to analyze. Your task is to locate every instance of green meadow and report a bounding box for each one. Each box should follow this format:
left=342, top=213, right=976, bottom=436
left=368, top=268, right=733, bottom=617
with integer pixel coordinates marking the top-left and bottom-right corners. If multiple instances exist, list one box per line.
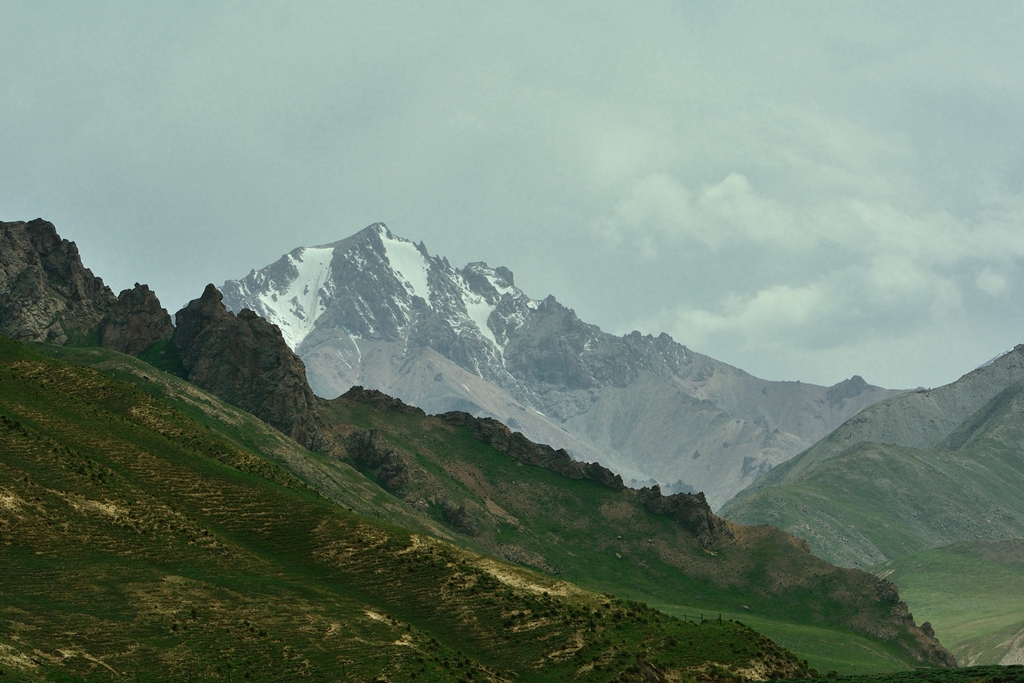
left=875, top=540, right=1024, bottom=666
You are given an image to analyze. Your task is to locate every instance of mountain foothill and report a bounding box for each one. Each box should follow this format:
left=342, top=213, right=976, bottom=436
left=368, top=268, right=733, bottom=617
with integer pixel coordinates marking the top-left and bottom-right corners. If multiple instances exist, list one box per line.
left=6, top=216, right=1023, bottom=681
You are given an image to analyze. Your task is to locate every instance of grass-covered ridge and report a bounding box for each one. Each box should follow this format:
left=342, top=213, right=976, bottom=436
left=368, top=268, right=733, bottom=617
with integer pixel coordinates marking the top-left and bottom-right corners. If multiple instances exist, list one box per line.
left=313, top=392, right=953, bottom=674
left=1, top=336, right=815, bottom=682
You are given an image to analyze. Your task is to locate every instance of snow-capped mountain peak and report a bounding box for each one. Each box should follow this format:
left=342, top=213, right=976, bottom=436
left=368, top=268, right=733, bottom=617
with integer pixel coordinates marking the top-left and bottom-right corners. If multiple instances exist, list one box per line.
left=221, top=223, right=536, bottom=367
left=224, top=245, right=334, bottom=349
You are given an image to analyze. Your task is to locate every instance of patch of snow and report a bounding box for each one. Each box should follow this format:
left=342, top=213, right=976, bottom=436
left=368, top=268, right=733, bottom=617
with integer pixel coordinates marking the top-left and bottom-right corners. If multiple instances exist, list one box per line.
left=255, top=246, right=334, bottom=349
left=380, top=229, right=431, bottom=301
left=978, top=348, right=1014, bottom=369
left=485, top=273, right=513, bottom=296
left=463, top=293, right=497, bottom=346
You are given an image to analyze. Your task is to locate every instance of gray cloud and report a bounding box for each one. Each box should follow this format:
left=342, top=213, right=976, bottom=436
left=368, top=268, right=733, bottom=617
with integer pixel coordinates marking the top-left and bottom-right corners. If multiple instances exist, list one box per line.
left=2, top=2, right=1023, bottom=389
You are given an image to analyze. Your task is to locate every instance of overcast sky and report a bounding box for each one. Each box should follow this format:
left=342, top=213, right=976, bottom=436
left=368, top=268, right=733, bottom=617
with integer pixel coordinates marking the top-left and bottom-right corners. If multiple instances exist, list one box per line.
left=3, top=2, right=1024, bottom=389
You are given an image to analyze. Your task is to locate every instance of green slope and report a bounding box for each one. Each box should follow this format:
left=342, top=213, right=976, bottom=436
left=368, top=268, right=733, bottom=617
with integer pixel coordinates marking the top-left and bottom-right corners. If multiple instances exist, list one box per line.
left=31, top=342, right=456, bottom=541
left=874, top=540, right=1024, bottom=666
left=1, top=336, right=815, bottom=682
left=721, top=382, right=1024, bottom=570
left=312, top=394, right=952, bottom=674
left=21, top=340, right=953, bottom=675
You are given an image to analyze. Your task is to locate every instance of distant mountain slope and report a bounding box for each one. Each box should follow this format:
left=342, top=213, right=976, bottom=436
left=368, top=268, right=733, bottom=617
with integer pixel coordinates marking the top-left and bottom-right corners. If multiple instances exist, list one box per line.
left=725, top=346, right=1024, bottom=505
left=874, top=540, right=1024, bottom=667
left=721, top=349, right=1024, bottom=568
left=1, top=335, right=821, bottom=682
left=221, top=223, right=900, bottom=507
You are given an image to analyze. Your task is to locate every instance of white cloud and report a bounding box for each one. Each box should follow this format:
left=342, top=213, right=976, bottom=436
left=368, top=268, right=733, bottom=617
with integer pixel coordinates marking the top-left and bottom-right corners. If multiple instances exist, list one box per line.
left=976, top=268, right=1009, bottom=297
left=596, top=172, right=804, bottom=252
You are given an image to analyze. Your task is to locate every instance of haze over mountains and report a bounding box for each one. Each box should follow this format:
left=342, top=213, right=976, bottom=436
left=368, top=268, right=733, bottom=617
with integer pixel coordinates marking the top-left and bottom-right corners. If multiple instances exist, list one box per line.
left=722, top=345, right=1024, bottom=567
left=221, top=223, right=901, bottom=508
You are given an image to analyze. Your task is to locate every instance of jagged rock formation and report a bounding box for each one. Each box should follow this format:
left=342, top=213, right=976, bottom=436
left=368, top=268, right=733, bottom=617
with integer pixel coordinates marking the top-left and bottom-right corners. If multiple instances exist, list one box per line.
left=0, top=219, right=175, bottom=360
left=0, top=219, right=329, bottom=453
left=221, top=223, right=901, bottom=507
left=345, top=428, right=417, bottom=489
left=341, top=385, right=427, bottom=416
left=172, top=284, right=324, bottom=450
left=98, top=283, right=174, bottom=356
left=0, top=219, right=117, bottom=344
left=873, top=580, right=958, bottom=668
left=636, top=485, right=730, bottom=548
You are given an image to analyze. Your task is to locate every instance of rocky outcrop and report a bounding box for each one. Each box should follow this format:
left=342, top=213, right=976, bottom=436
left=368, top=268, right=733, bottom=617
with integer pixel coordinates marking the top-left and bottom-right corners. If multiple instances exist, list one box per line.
left=345, top=429, right=415, bottom=489
left=343, top=428, right=478, bottom=535
left=874, top=580, right=958, bottom=667
left=98, top=283, right=174, bottom=356
left=439, top=411, right=624, bottom=491
left=440, top=501, right=478, bottom=536
left=0, top=219, right=116, bottom=345
left=341, top=386, right=426, bottom=416
left=172, top=284, right=324, bottom=450
left=636, top=485, right=730, bottom=548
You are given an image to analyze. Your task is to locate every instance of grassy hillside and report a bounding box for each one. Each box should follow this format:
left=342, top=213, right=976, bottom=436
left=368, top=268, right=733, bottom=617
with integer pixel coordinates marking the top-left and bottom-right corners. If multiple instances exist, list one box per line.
left=1, top=336, right=817, bottom=682
left=875, top=540, right=1024, bottom=666
left=313, top=393, right=952, bottom=674
left=17, top=340, right=954, bottom=675
left=720, top=383, right=1024, bottom=569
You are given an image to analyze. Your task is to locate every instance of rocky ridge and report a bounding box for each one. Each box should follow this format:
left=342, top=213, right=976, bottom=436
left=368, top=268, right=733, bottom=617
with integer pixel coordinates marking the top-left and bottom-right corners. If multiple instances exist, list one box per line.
left=222, top=223, right=902, bottom=507
left=0, top=218, right=325, bottom=451
left=319, top=379, right=955, bottom=670
left=171, top=284, right=325, bottom=450
left=0, top=219, right=175, bottom=355
left=438, top=410, right=626, bottom=492
left=1, top=218, right=118, bottom=345
left=334, top=386, right=732, bottom=550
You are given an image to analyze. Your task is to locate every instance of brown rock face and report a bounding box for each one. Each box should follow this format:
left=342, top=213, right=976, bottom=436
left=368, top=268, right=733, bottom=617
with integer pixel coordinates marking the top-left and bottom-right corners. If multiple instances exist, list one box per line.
left=0, top=219, right=117, bottom=344
left=636, top=485, right=730, bottom=548
left=99, top=283, right=174, bottom=356
left=172, top=284, right=324, bottom=450
left=345, top=429, right=415, bottom=489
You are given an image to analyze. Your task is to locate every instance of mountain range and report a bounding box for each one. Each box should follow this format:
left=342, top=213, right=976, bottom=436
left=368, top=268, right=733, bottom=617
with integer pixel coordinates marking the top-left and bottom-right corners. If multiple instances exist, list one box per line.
left=0, top=216, right=960, bottom=678
left=220, top=223, right=901, bottom=508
